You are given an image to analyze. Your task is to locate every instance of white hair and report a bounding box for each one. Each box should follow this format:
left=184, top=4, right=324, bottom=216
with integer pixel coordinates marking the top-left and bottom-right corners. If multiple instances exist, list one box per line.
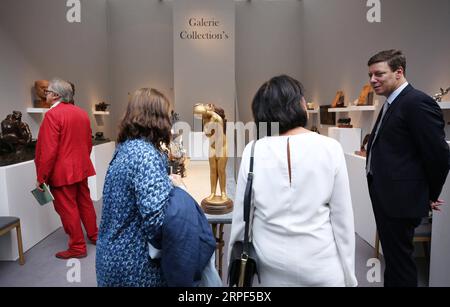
left=48, top=78, right=73, bottom=102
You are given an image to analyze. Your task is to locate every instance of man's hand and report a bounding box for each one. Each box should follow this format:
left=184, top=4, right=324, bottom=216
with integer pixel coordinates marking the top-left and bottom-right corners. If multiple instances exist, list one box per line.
left=430, top=199, right=445, bottom=211
left=36, top=181, right=44, bottom=192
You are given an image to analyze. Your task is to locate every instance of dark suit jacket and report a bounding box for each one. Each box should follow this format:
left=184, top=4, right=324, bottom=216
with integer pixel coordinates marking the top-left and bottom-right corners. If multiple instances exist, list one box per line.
left=150, top=187, right=216, bottom=287
left=35, top=102, right=95, bottom=187
left=367, top=84, right=450, bottom=218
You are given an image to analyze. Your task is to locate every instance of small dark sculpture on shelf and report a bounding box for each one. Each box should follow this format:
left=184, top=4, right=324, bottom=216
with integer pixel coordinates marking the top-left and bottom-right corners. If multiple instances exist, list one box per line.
left=95, top=102, right=110, bottom=112
left=355, top=134, right=370, bottom=157
left=95, top=132, right=106, bottom=141
left=92, top=132, right=110, bottom=145
left=0, top=111, right=32, bottom=153
left=311, top=126, right=320, bottom=134
left=337, top=118, right=353, bottom=128
left=433, top=87, right=450, bottom=102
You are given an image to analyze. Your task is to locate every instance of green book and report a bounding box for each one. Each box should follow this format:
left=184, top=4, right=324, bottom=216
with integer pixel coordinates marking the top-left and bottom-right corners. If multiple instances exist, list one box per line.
left=31, top=183, right=55, bottom=206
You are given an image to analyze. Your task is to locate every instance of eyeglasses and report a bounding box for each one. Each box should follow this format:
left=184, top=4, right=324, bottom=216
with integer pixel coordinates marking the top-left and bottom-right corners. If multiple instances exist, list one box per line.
left=44, top=90, right=57, bottom=95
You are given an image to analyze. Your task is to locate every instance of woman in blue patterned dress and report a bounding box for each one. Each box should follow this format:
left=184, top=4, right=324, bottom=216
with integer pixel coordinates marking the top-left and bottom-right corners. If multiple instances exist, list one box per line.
left=96, top=88, right=173, bottom=287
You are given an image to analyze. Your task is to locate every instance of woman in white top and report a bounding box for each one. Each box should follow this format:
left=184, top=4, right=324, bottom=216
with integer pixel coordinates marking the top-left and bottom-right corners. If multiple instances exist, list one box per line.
left=228, top=75, right=357, bottom=287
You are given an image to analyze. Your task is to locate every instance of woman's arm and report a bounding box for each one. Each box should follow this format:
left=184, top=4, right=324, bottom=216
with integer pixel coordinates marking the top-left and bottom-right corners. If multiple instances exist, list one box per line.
left=329, top=142, right=358, bottom=287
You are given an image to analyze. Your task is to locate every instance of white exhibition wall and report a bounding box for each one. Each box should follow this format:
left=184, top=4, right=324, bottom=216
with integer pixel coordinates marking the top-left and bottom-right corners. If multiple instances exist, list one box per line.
left=302, top=0, right=450, bottom=137
left=0, top=0, right=110, bottom=139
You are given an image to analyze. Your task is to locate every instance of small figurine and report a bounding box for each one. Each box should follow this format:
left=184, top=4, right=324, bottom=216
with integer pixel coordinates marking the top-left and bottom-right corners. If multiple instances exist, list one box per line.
left=95, top=102, right=110, bottom=112
left=357, top=84, right=374, bottom=106
left=307, top=102, right=315, bottom=110
left=332, top=91, right=345, bottom=108
left=337, top=118, right=352, bottom=128
left=432, top=87, right=450, bottom=102
left=95, top=132, right=106, bottom=141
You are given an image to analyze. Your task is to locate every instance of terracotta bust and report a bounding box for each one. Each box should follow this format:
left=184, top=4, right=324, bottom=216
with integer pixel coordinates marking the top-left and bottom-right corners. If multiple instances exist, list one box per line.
left=34, top=80, right=51, bottom=108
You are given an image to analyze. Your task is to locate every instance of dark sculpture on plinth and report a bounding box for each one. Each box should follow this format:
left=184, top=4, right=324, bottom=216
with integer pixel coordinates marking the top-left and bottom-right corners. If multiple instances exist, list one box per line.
left=0, top=111, right=32, bottom=154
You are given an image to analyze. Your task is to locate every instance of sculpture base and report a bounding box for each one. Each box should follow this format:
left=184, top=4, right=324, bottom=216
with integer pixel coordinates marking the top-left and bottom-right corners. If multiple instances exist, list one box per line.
left=201, top=197, right=233, bottom=215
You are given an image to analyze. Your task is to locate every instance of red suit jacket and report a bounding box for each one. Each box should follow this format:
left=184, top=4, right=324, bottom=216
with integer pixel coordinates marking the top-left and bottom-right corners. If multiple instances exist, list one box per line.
left=35, top=102, right=96, bottom=187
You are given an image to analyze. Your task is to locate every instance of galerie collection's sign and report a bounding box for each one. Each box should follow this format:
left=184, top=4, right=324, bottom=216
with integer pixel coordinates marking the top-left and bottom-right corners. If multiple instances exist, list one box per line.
left=180, top=17, right=230, bottom=40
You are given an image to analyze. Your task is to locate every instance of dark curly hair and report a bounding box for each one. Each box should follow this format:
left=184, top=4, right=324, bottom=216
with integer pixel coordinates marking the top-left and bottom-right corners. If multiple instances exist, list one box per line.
left=117, top=88, right=172, bottom=149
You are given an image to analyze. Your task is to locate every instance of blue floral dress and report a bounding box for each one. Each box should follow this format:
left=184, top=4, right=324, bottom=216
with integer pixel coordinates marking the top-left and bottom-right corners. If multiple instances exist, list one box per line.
left=96, top=139, right=171, bottom=287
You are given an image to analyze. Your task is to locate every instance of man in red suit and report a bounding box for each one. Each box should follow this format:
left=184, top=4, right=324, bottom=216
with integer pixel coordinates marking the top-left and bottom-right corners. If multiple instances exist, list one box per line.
left=35, top=78, right=98, bottom=259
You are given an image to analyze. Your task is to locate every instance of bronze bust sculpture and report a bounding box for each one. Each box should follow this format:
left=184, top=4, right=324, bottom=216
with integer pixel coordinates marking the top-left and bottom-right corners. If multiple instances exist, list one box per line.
left=193, top=103, right=233, bottom=214
left=0, top=111, right=32, bottom=153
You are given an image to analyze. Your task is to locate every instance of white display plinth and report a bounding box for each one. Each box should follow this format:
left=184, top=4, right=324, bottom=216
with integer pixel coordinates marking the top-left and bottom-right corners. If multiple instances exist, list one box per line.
left=88, top=141, right=116, bottom=201
left=0, top=160, right=61, bottom=261
left=328, top=127, right=361, bottom=154
left=429, top=142, right=450, bottom=286
left=346, top=147, right=450, bottom=286
left=344, top=153, right=378, bottom=253
left=0, top=142, right=115, bottom=261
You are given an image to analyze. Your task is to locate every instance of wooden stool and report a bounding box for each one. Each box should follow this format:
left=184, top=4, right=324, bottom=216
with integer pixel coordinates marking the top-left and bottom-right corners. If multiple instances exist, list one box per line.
left=0, top=217, right=25, bottom=265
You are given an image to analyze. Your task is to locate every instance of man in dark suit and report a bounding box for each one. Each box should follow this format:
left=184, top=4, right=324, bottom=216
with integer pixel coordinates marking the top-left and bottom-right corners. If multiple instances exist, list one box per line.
left=366, top=49, right=450, bottom=287
left=35, top=78, right=98, bottom=259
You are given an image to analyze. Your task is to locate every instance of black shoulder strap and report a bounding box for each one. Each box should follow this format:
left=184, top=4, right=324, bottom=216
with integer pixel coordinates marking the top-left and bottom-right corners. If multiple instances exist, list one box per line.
left=243, top=141, right=256, bottom=251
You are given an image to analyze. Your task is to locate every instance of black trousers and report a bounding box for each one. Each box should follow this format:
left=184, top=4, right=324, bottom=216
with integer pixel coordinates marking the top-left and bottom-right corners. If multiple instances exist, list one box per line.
left=368, top=175, right=422, bottom=287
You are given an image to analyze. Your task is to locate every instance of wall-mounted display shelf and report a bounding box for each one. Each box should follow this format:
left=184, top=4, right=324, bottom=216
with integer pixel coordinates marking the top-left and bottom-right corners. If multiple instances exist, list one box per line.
left=93, top=111, right=110, bottom=115
left=27, top=108, right=49, bottom=114
left=438, top=101, right=450, bottom=109
left=328, top=105, right=376, bottom=113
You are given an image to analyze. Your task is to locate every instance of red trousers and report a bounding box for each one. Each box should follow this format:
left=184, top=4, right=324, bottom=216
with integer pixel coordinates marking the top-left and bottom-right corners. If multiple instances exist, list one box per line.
left=51, top=179, right=98, bottom=253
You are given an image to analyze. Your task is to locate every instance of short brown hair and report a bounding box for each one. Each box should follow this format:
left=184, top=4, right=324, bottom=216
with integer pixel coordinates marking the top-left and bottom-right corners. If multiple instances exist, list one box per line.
left=117, top=88, right=172, bottom=149
left=368, top=49, right=406, bottom=75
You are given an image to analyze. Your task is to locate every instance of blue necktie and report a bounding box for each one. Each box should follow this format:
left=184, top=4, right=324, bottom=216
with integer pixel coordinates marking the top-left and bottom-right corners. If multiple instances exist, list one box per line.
left=366, top=101, right=390, bottom=175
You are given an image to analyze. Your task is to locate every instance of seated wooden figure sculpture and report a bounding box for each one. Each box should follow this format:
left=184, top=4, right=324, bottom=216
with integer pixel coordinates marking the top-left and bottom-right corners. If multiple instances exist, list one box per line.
left=357, top=84, right=375, bottom=106
left=332, top=91, right=345, bottom=108
left=193, top=103, right=233, bottom=214
left=34, top=80, right=51, bottom=108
